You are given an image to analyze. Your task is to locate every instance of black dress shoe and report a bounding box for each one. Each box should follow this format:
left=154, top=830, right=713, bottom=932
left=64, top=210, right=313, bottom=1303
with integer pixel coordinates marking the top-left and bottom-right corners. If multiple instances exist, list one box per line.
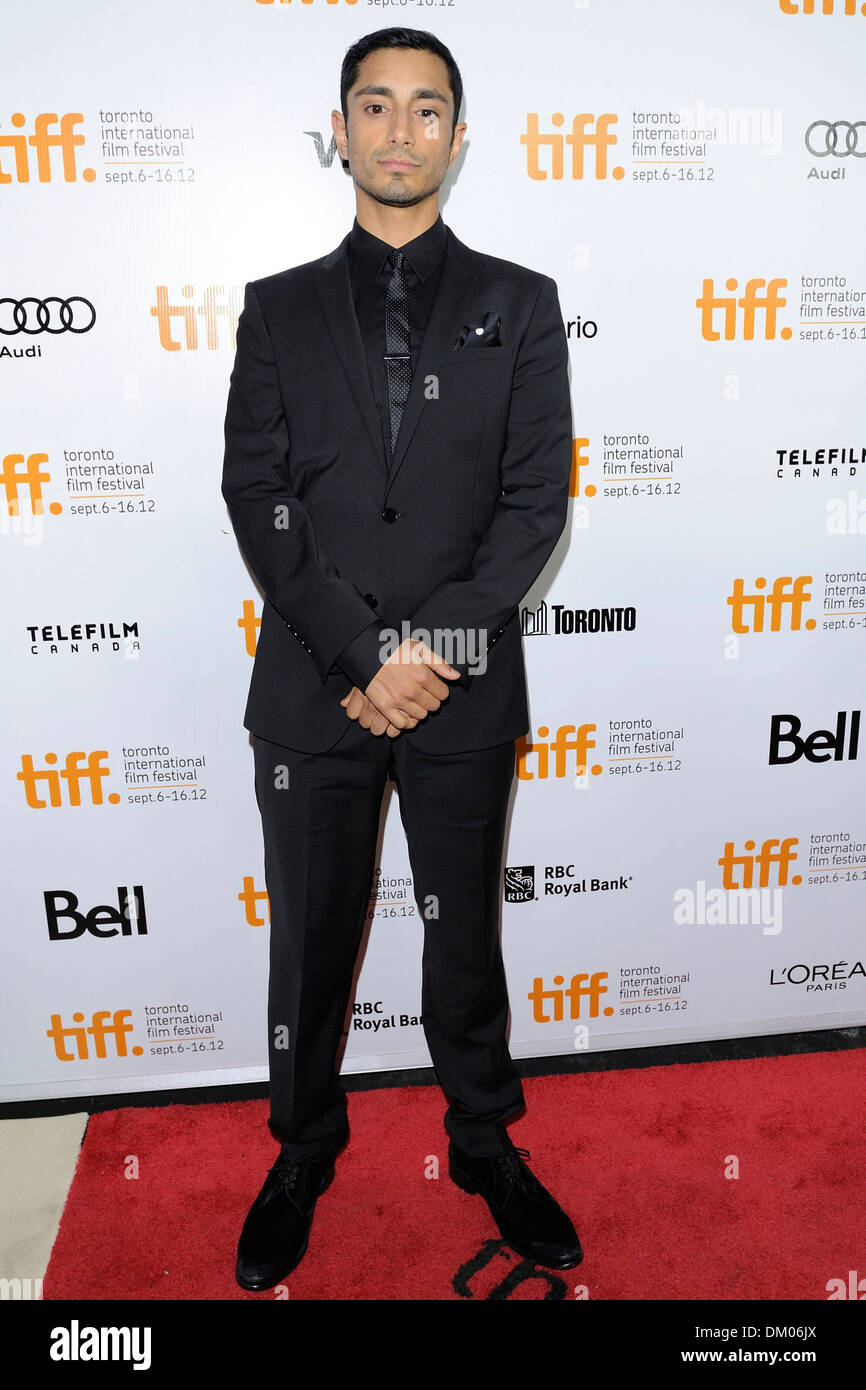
left=449, top=1140, right=583, bottom=1270
left=235, top=1152, right=335, bottom=1291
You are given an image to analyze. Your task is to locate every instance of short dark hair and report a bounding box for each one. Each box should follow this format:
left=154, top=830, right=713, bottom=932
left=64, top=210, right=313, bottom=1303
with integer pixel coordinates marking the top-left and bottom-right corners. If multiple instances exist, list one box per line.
left=341, top=27, right=463, bottom=139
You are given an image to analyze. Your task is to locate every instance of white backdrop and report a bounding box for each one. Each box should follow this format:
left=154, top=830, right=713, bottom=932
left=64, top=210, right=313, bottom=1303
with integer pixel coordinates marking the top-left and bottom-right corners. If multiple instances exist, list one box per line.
left=2, top=0, right=864, bottom=1103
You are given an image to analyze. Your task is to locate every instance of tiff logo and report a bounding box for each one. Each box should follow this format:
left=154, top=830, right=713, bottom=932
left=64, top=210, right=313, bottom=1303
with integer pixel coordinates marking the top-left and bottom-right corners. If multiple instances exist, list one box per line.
left=149, top=284, right=242, bottom=351
left=46, top=1009, right=143, bottom=1060
left=238, top=875, right=270, bottom=926
left=521, top=113, right=621, bottom=180
left=0, top=113, right=94, bottom=183
left=726, top=576, right=814, bottom=632
left=718, top=838, right=801, bottom=889
left=527, top=972, right=613, bottom=1022
left=781, top=0, right=862, bottom=14
left=696, top=278, right=791, bottom=341
left=17, top=751, right=119, bottom=808
left=0, top=452, right=61, bottom=519
left=516, top=725, right=599, bottom=780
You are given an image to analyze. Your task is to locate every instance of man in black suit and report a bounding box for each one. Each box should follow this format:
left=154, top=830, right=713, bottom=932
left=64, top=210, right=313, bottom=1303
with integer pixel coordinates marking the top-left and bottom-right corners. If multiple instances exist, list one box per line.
left=222, top=26, right=581, bottom=1291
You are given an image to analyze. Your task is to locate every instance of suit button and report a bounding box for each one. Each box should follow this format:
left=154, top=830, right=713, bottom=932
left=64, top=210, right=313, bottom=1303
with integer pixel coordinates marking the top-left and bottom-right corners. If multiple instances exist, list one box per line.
left=382, top=508, right=398, bottom=524
left=364, top=593, right=378, bottom=608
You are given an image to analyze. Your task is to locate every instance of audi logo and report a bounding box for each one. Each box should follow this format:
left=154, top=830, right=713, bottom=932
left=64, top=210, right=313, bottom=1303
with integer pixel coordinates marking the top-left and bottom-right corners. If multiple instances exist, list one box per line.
left=805, top=120, right=866, bottom=157
left=0, top=296, right=96, bottom=335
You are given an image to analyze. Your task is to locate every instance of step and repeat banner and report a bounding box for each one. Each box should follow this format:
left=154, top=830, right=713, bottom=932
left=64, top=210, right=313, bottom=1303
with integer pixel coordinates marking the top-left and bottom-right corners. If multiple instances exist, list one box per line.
left=2, top=0, right=864, bottom=1103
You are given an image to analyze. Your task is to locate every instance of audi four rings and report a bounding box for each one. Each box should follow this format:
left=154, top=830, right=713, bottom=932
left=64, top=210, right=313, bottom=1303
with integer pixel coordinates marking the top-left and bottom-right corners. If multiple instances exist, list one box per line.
left=0, top=297, right=96, bottom=334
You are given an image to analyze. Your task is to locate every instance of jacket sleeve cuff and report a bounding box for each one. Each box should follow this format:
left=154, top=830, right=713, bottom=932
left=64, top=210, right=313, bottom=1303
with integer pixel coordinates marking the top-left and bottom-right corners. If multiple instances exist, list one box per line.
left=333, top=621, right=387, bottom=692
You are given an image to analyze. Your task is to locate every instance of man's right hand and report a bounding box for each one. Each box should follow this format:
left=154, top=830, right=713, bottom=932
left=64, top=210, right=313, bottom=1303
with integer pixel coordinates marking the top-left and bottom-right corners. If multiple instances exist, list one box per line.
left=364, top=639, right=461, bottom=730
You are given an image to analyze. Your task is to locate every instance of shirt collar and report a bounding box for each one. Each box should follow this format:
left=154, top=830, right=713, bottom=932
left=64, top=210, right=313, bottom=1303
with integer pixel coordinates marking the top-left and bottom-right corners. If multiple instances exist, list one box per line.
left=348, top=213, right=447, bottom=283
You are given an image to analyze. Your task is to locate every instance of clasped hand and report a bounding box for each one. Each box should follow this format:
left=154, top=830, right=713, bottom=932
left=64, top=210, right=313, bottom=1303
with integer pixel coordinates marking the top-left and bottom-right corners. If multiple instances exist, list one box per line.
left=339, top=639, right=460, bottom=738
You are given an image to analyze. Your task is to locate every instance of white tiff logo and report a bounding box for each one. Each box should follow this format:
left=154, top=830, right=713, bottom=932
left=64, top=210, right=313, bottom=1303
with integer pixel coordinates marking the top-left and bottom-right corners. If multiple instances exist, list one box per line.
left=49, top=1320, right=152, bottom=1371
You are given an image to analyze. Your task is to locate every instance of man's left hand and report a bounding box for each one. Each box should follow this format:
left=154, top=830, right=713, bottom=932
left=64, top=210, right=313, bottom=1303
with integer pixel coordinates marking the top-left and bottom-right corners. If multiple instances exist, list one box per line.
left=340, top=686, right=402, bottom=738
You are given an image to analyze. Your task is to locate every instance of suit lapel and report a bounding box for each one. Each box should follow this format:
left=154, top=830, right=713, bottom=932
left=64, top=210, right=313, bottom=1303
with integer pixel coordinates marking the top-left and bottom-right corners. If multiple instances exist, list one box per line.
left=312, top=225, right=482, bottom=486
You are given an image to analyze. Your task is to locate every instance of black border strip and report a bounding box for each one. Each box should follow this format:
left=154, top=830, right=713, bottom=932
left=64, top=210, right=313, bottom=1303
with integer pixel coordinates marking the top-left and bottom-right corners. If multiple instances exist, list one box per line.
left=1, top=1024, right=863, bottom=1122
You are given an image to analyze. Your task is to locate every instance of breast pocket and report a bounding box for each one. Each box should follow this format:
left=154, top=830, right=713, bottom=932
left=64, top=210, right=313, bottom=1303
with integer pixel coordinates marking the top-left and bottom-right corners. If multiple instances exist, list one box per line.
left=431, top=349, right=514, bottom=444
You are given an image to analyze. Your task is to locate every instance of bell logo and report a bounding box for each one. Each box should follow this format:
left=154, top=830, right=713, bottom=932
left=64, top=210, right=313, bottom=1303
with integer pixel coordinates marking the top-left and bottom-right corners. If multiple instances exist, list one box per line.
left=237, top=600, right=261, bottom=657
left=521, top=113, right=621, bottom=180
left=726, top=576, right=814, bottom=632
left=149, top=284, right=241, bottom=351
left=0, top=113, right=93, bottom=184
left=718, top=838, right=801, bottom=889
left=17, top=751, right=119, bottom=807
left=0, top=452, right=61, bottom=518
left=769, top=711, right=860, bottom=765
left=238, top=875, right=270, bottom=926
left=44, top=887, right=147, bottom=940
left=516, top=725, right=600, bottom=780
left=696, top=278, right=791, bottom=341
left=46, top=1010, right=143, bottom=1061
left=527, top=972, right=613, bottom=1023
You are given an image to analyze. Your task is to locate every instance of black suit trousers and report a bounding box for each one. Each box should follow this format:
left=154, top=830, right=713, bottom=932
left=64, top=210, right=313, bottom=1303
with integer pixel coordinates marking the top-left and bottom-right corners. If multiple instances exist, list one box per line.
left=252, top=719, right=526, bottom=1160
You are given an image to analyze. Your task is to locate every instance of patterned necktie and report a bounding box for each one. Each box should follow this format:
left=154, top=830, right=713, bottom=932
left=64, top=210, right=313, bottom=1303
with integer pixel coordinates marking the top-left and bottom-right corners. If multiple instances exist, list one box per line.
left=384, top=248, right=412, bottom=458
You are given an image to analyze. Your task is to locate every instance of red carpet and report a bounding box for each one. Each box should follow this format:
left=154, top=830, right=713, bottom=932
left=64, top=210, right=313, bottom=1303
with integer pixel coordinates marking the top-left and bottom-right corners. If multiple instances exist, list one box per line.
left=43, top=1049, right=866, bottom=1300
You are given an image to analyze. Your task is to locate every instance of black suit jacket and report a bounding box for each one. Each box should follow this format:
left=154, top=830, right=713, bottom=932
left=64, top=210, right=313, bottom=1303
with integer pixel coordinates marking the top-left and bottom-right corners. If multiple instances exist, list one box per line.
left=221, top=222, right=573, bottom=754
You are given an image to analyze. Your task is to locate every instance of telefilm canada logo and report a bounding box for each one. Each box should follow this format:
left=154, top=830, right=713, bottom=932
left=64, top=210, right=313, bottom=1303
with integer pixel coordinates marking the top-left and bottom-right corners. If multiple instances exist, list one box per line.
left=27, top=618, right=140, bottom=657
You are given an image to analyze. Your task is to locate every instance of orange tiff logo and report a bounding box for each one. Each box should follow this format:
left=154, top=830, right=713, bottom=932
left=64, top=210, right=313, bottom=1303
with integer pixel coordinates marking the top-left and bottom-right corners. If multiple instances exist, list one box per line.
left=0, top=452, right=61, bottom=516
left=718, top=838, right=800, bottom=889
left=46, top=1010, right=142, bottom=1060
left=238, top=876, right=270, bottom=926
left=726, top=576, right=814, bottom=632
left=522, top=113, right=621, bottom=180
left=569, top=439, right=594, bottom=499
left=17, top=752, right=120, bottom=808
left=697, top=278, right=791, bottom=340
left=149, top=285, right=241, bottom=351
left=0, top=113, right=93, bottom=183
left=516, top=725, right=600, bottom=780
left=237, top=600, right=261, bottom=657
left=527, top=972, right=613, bottom=1023
left=780, top=0, right=861, bottom=13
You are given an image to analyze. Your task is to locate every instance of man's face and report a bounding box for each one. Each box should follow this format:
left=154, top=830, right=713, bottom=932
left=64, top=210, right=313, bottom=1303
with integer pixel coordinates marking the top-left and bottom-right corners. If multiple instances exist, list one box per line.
left=335, top=46, right=465, bottom=209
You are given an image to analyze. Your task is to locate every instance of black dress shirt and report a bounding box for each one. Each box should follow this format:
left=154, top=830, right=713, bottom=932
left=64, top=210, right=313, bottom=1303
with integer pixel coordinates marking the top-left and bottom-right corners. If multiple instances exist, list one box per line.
left=333, top=214, right=471, bottom=696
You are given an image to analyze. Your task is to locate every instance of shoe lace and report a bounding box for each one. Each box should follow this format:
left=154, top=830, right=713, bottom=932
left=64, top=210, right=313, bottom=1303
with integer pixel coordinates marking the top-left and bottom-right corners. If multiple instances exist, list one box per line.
left=271, top=1157, right=301, bottom=1190
left=264, top=1155, right=304, bottom=1211
left=492, top=1145, right=536, bottom=1197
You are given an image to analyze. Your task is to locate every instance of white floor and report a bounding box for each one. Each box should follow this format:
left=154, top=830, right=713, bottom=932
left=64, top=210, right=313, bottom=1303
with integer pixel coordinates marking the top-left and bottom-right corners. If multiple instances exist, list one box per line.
left=0, top=1113, right=88, bottom=1298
